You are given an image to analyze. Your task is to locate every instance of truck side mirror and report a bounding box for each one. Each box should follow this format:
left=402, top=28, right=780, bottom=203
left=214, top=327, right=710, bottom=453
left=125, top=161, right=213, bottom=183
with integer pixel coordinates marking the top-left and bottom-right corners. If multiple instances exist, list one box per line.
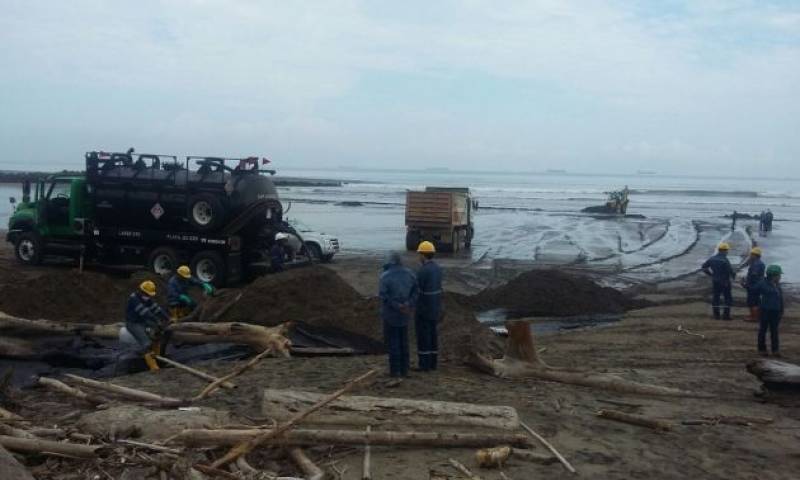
left=9, top=197, right=16, bottom=204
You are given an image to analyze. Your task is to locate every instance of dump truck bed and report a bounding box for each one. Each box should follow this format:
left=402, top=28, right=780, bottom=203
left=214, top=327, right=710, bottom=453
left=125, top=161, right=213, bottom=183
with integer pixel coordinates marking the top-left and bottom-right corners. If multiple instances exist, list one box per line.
left=405, top=191, right=470, bottom=227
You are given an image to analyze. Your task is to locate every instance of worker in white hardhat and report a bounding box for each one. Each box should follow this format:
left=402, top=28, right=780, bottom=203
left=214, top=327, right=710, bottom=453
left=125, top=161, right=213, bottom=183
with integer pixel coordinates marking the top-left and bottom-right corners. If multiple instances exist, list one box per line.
left=271, top=232, right=289, bottom=272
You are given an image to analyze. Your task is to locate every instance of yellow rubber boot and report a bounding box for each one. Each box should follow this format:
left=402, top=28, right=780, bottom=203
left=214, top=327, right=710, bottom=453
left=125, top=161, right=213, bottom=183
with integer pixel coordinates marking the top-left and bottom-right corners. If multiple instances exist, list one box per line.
left=143, top=352, right=160, bottom=371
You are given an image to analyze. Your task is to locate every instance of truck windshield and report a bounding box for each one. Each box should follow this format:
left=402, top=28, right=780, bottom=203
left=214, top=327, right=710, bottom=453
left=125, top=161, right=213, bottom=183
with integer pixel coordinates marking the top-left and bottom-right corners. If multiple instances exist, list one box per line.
left=48, top=182, right=71, bottom=200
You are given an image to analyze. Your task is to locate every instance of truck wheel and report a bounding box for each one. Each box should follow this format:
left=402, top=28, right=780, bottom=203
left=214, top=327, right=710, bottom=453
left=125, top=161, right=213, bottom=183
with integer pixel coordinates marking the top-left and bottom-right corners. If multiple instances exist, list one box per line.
left=322, top=254, right=335, bottom=263
left=188, top=194, right=225, bottom=231
left=305, top=242, right=322, bottom=262
left=14, top=232, right=43, bottom=265
left=191, top=251, right=226, bottom=286
left=406, top=231, right=420, bottom=251
left=148, top=247, right=178, bottom=277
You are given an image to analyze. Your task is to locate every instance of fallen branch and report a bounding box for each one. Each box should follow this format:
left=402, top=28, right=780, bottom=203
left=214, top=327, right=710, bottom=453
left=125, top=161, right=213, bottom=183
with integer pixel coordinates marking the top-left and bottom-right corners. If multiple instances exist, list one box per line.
left=471, top=321, right=711, bottom=398
left=677, top=325, right=705, bottom=339
left=0, top=435, right=103, bottom=458
left=362, top=426, right=371, bottom=480
left=288, top=447, right=325, bottom=480
left=193, top=348, right=273, bottom=401
left=449, top=458, right=483, bottom=480
left=64, top=374, right=184, bottom=407
left=116, top=439, right=183, bottom=455
left=209, top=369, right=377, bottom=468
left=173, top=428, right=532, bottom=448
left=597, top=409, right=672, bottom=431
left=155, top=356, right=236, bottom=390
left=519, top=421, right=576, bottom=474
left=38, top=377, right=108, bottom=405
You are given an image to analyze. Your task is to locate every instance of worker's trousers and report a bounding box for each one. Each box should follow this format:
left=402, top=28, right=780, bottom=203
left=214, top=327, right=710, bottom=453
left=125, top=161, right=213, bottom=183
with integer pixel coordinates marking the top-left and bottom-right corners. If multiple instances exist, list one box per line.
left=758, top=309, right=782, bottom=354
left=415, top=313, right=438, bottom=371
left=383, top=322, right=409, bottom=377
left=711, top=282, right=732, bottom=320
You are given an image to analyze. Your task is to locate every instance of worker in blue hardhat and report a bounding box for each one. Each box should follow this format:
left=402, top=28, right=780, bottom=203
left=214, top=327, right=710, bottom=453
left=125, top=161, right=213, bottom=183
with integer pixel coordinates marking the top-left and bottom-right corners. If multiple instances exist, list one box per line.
left=415, top=241, right=442, bottom=372
left=754, top=265, right=785, bottom=357
left=701, top=242, right=735, bottom=320
left=167, top=265, right=214, bottom=321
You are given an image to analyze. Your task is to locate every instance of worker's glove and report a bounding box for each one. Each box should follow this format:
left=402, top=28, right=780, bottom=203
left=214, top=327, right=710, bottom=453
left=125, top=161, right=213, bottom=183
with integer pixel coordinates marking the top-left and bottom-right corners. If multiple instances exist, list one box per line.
left=179, top=294, right=196, bottom=307
left=202, top=283, right=215, bottom=296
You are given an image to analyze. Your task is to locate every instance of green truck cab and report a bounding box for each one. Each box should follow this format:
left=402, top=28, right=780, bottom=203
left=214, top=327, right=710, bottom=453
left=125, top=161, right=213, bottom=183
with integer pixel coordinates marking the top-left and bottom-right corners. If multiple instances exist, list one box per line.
left=7, top=175, right=91, bottom=264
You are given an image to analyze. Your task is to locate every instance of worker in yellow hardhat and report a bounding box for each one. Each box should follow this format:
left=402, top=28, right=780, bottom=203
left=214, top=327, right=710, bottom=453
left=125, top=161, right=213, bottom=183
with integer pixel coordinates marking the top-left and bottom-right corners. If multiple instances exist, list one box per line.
left=125, top=280, right=170, bottom=371
left=741, top=246, right=766, bottom=322
left=415, top=241, right=442, bottom=372
left=701, top=242, right=735, bottom=320
left=167, top=265, right=214, bottom=321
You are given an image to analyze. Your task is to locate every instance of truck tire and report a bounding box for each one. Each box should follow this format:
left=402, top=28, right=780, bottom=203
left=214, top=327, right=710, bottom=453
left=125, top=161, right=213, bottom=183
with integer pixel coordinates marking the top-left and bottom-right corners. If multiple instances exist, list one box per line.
left=14, top=232, right=43, bottom=265
left=188, top=194, right=226, bottom=231
left=191, top=250, right=226, bottom=286
left=305, top=242, right=322, bottom=262
left=406, top=231, right=421, bottom=251
left=148, top=247, right=178, bottom=277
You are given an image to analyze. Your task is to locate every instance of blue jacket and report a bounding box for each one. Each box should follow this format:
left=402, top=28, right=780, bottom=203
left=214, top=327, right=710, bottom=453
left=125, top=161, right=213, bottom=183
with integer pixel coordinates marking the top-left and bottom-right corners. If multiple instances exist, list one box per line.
left=167, top=275, right=202, bottom=307
left=126, top=292, right=168, bottom=328
left=754, top=279, right=784, bottom=313
left=745, top=258, right=766, bottom=289
left=416, top=260, right=442, bottom=320
left=702, top=253, right=734, bottom=285
left=379, top=264, right=418, bottom=327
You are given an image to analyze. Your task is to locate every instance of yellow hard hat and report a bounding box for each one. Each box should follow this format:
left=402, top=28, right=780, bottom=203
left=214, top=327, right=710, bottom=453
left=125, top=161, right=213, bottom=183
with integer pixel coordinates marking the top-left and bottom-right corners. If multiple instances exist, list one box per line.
left=140, top=280, right=157, bottom=297
left=718, top=242, right=730, bottom=251
left=750, top=247, right=762, bottom=256
left=177, top=265, right=191, bottom=279
left=417, top=241, right=436, bottom=254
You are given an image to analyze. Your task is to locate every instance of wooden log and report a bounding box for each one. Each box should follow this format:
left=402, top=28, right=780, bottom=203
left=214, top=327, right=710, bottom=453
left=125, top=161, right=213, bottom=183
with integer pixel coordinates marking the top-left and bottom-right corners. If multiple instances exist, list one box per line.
left=0, top=312, right=120, bottom=338
left=449, top=458, right=483, bottom=480
left=193, top=348, right=273, bottom=401
left=64, top=374, right=184, bottom=406
left=0, top=444, right=35, bottom=480
left=154, top=356, right=236, bottom=390
left=261, top=389, right=520, bottom=430
left=287, top=448, right=325, bottom=480
left=173, top=428, right=532, bottom=448
left=0, top=424, right=37, bottom=439
left=362, top=426, right=371, bottom=480
left=519, top=422, right=576, bottom=474
left=209, top=369, right=378, bottom=468
left=471, top=320, right=711, bottom=398
left=0, top=435, right=102, bottom=458
left=37, top=377, right=108, bottom=405
left=747, top=358, right=800, bottom=385
left=170, top=322, right=291, bottom=356
left=597, top=409, right=672, bottom=431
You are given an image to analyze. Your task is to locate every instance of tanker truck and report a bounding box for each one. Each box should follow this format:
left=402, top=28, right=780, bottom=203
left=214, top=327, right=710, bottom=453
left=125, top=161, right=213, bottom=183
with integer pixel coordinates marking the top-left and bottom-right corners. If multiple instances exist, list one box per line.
left=5, top=150, right=305, bottom=285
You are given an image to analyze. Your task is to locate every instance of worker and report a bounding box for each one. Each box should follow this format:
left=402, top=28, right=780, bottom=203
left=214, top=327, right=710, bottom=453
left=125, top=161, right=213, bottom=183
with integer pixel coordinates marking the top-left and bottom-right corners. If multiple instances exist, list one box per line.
left=415, top=241, right=442, bottom=372
left=167, top=265, right=214, bottom=321
left=271, top=233, right=287, bottom=272
left=701, top=242, right=735, bottom=320
left=741, top=247, right=766, bottom=322
left=126, top=280, right=170, bottom=371
left=379, top=252, right=418, bottom=380
left=754, top=265, right=784, bottom=357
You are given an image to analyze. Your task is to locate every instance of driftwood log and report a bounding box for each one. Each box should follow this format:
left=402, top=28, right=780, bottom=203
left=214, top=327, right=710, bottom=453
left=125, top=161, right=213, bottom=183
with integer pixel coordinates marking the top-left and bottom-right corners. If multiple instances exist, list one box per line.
left=154, top=356, right=236, bottom=389
left=37, top=377, right=109, bottom=406
left=747, top=358, right=800, bottom=387
left=262, top=389, right=520, bottom=429
left=173, top=428, right=532, bottom=448
left=471, top=321, right=710, bottom=398
left=597, top=409, right=672, bottom=431
left=287, top=448, right=325, bottom=480
left=0, top=444, right=34, bottom=480
left=64, top=374, right=184, bottom=407
left=0, top=435, right=103, bottom=458
left=169, top=322, right=292, bottom=356
left=520, top=422, right=576, bottom=474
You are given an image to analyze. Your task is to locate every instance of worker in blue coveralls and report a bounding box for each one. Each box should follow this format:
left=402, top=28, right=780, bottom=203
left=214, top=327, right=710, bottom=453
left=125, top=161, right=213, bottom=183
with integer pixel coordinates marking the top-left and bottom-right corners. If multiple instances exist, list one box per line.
left=378, top=252, right=418, bottom=380
left=415, top=241, right=442, bottom=372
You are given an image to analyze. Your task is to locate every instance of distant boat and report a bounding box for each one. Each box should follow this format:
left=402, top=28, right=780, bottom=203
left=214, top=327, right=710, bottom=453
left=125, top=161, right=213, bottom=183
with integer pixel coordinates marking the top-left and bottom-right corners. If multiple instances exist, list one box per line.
left=637, top=170, right=657, bottom=175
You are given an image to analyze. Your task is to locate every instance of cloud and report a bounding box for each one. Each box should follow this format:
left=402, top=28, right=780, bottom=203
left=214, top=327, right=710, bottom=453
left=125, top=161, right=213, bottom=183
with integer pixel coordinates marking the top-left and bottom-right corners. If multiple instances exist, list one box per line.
left=0, top=0, right=798, bottom=175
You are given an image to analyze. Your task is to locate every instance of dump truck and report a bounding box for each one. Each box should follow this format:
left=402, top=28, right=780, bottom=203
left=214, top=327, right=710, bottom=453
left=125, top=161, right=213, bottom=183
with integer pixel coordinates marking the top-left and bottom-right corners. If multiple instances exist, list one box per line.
left=6, top=150, right=306, bottom=285
left=405, top=187, right=474, bottom=252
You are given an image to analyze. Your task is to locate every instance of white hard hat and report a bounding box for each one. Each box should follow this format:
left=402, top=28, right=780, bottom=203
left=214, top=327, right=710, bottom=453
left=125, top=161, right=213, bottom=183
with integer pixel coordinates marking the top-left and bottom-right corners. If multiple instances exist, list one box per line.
left=275, top=232, right=289, bottom=241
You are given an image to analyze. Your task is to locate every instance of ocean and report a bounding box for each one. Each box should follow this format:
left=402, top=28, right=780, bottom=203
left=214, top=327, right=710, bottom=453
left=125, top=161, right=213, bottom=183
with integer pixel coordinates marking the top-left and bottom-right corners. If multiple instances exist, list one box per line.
left=1, top=169, right=798, bottom=285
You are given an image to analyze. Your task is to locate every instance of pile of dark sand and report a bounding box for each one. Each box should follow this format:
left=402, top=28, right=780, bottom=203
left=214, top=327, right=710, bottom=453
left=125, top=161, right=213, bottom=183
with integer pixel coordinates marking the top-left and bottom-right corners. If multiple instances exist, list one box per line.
left=474, top=269, right=641, bottom=318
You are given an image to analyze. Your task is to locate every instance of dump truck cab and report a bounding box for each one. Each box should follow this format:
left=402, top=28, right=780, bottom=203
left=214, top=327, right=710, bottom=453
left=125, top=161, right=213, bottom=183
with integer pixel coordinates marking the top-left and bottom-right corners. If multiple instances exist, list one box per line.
left=7, top=175, right=91, bottom=264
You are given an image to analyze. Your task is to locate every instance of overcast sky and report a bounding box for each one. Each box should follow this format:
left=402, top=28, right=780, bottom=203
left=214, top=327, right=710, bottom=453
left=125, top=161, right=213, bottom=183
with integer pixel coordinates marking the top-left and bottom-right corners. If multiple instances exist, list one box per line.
left=1, top=1, right=798, bottom=176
